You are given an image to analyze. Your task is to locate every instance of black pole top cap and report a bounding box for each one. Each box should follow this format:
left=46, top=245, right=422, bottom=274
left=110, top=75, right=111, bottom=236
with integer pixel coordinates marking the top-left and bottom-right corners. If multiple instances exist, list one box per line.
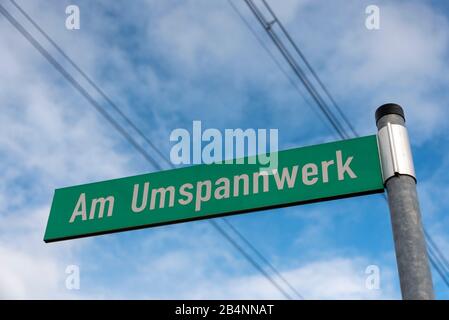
left=375, top=103, right=405, bottom=123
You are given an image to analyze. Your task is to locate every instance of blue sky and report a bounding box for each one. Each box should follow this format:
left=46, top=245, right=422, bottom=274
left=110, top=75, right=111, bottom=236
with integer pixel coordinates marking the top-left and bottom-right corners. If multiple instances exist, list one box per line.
left=0, top=0, right=449, bottom=299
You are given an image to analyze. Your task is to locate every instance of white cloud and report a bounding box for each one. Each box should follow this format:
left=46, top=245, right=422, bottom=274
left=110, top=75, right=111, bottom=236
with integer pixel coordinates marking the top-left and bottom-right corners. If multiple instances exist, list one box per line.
left=308, top=0, right=449, bottom=140
left=74, top=222, right=397, bottom=300
left=133, top=250, right=397, bottom=299
left=0, top=206, right=84, bottom=299
left=0, top=0, right=139, bottom=299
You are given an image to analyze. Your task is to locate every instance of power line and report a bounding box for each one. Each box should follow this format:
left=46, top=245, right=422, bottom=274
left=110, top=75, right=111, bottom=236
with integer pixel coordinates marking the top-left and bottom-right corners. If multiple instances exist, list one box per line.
left=259, top=0, right=358, bottom=138
left=248, top=0, right=449, bottom=291
left=425, top=230, right=449, bottom=286
left=1, top=1, right=298, bottom=300
left=0, top=3, right=164, bottom=172
left=239, top=0, right=449, bottom=291
left=8, top=0, right=171, bottom=168
left=425, top=229, right=449, bottom=271
left=243, top=0, right=350, bottom=140
left=428, top=245, right=449, bottom=288
left=210, top=220, right=293, bottom=299
left=222, top=218, right=304, bottom=299
left=226, top=0, right=337, bottom=139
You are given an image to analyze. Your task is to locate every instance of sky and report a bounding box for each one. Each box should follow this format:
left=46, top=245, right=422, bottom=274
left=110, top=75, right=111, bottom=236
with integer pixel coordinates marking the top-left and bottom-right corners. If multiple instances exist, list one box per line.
left=0, top=0, right=449, bottom=299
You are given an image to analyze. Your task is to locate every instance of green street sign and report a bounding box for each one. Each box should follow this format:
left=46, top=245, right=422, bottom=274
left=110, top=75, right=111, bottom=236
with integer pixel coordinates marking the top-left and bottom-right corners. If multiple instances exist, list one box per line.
left=44, top=135, right=384, bottom=242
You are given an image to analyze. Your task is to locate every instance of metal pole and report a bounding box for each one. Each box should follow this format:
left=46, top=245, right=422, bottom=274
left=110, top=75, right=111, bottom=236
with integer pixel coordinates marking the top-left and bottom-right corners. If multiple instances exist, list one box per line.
left=375, top=103, right=434, bottom=300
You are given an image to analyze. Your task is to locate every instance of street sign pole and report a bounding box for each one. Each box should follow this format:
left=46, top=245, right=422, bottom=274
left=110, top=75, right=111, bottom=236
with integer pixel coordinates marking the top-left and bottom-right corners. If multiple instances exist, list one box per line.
left=376, top=103, right=434, bottom=300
